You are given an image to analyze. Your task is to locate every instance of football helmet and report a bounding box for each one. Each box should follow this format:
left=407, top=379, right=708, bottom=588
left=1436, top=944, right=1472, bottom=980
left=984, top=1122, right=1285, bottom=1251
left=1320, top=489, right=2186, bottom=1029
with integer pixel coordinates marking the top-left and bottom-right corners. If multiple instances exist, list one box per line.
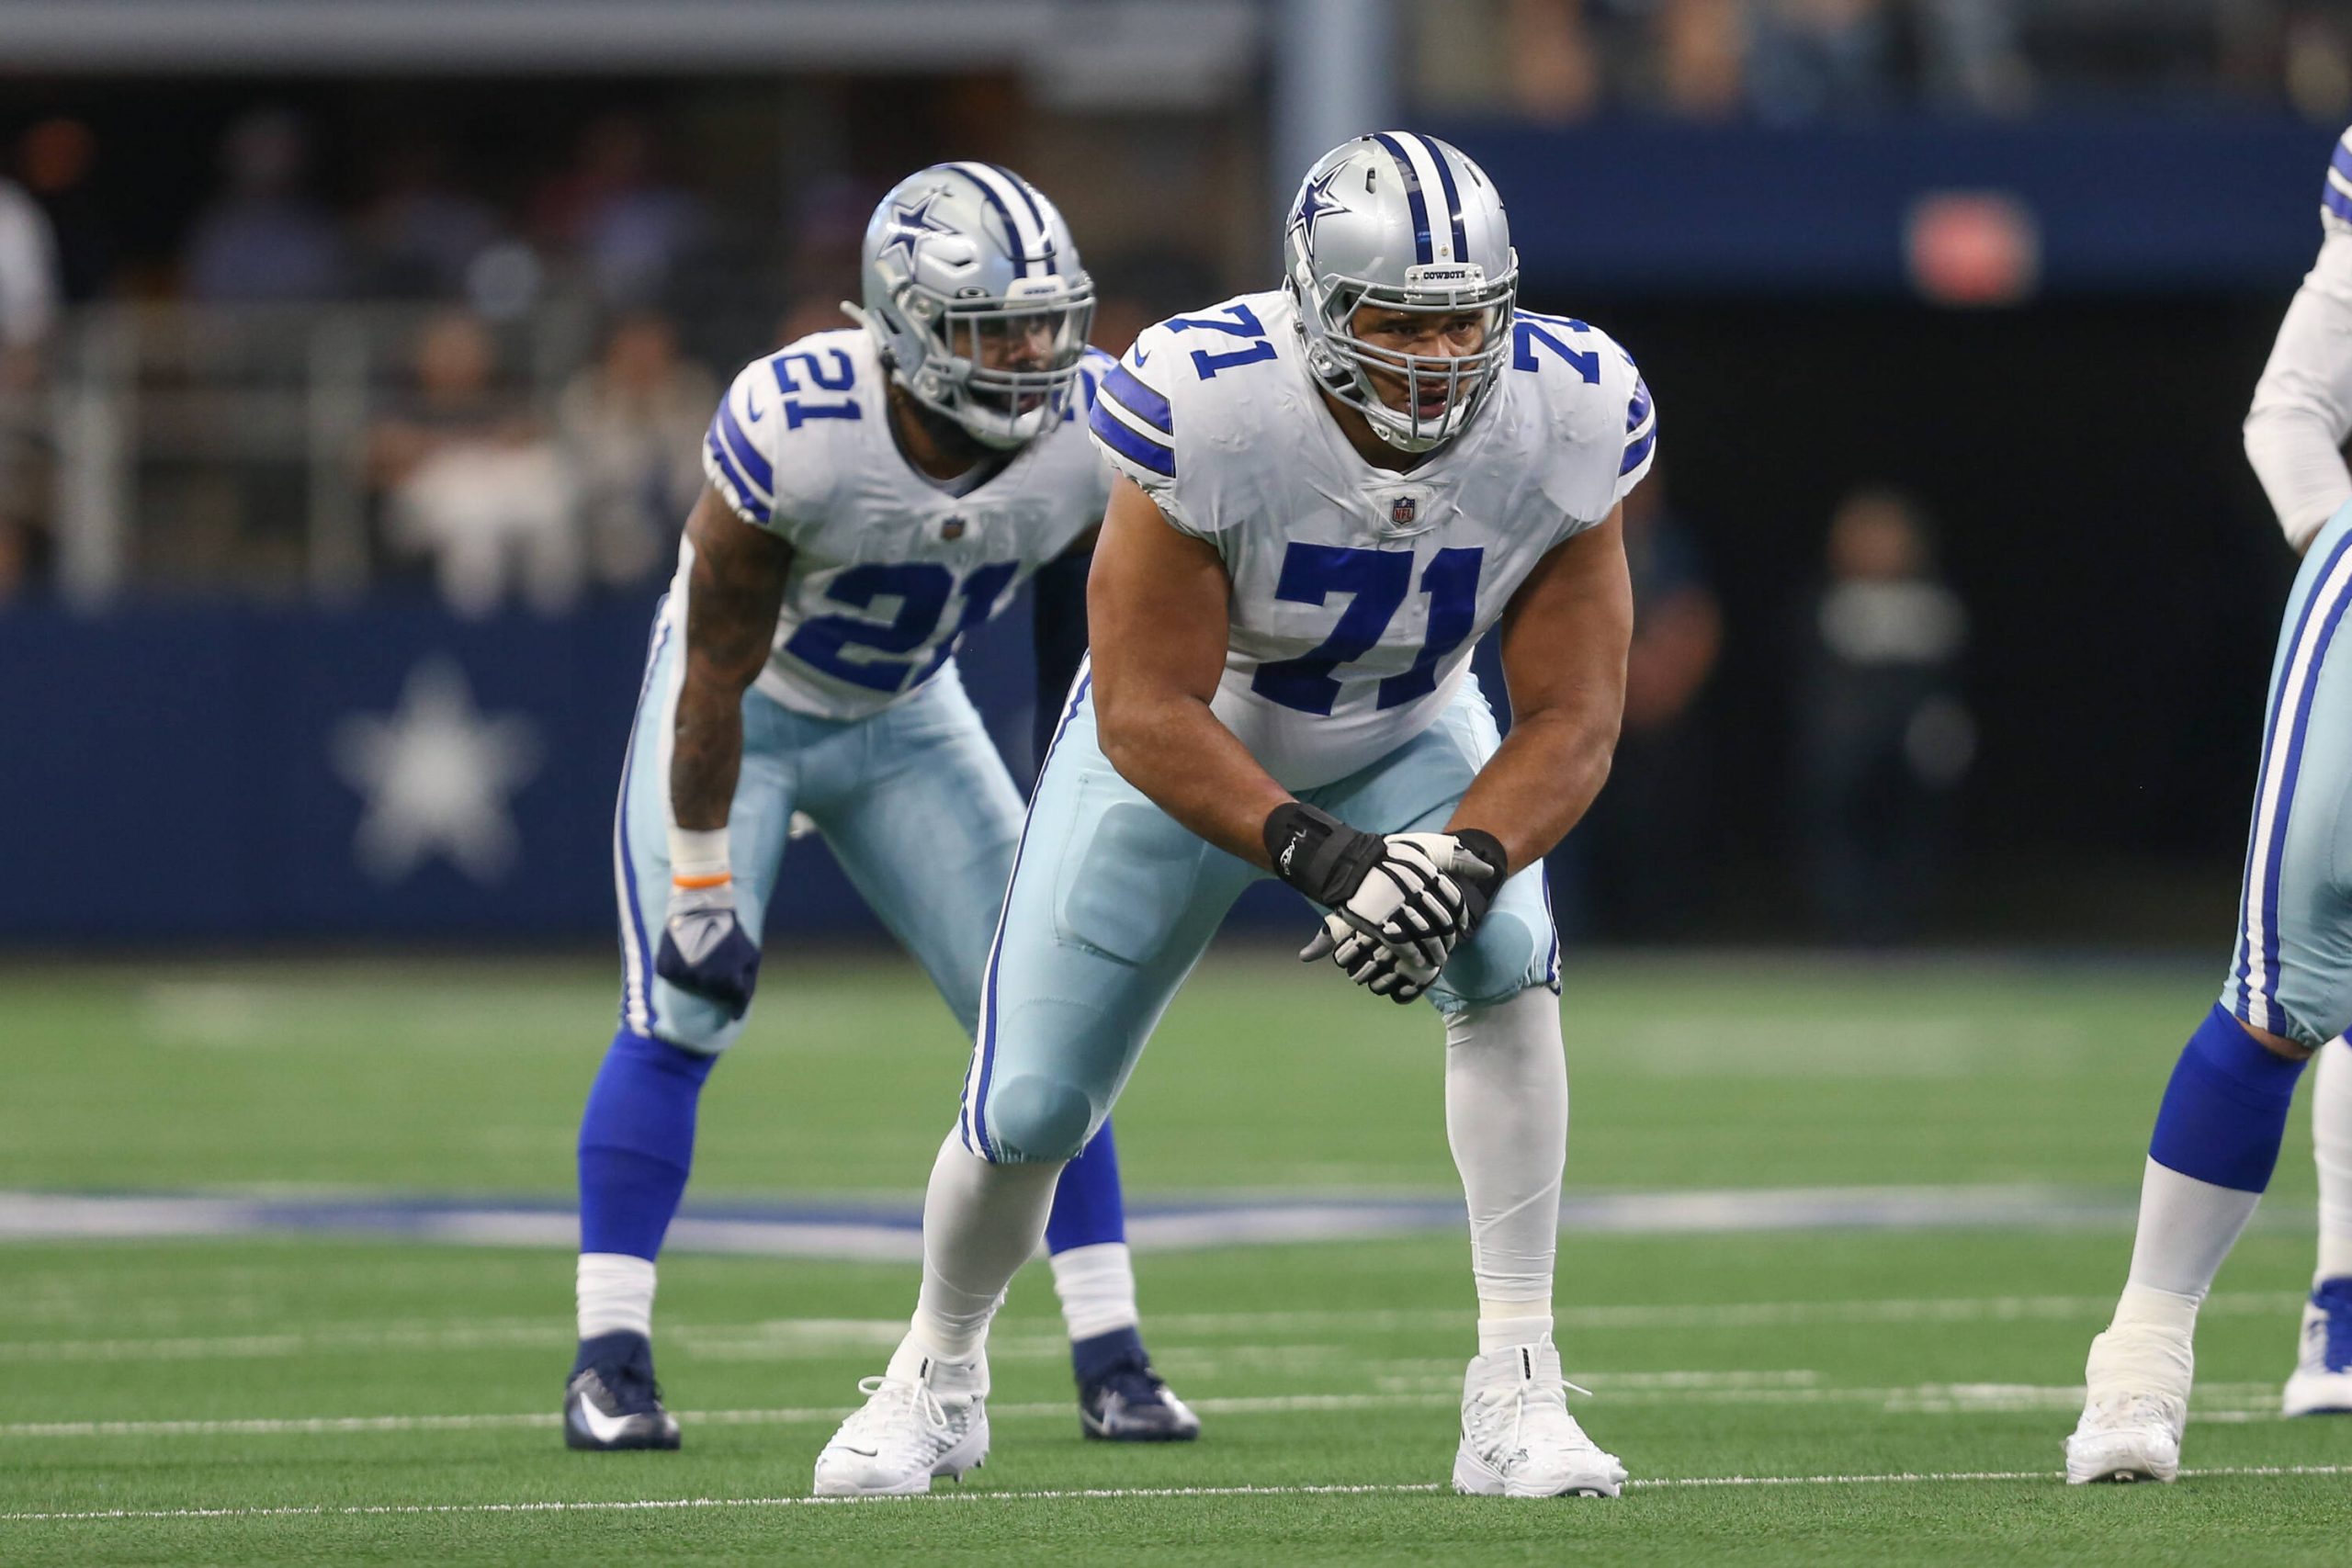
left=848, top=163, right=1095, bottom=450
left=1283, top=132, right=1518, bottom=453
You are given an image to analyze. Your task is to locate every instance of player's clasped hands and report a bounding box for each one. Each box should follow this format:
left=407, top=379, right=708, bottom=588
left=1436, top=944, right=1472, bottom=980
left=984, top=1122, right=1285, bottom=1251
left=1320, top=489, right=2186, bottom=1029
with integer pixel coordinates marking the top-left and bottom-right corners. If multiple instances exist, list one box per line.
left=1263, top=803, right=1506, bottom=1006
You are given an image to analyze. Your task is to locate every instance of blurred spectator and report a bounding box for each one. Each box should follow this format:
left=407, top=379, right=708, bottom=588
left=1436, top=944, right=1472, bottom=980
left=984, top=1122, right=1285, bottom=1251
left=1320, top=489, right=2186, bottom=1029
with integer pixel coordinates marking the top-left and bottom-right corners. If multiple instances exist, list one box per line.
left=0, top=168, right=60, bottom=602
left=1506, top=0, right=1606, bottom=120
left=530, top=116, right=707, bottom=310
left=1747, top=0, right=1897, bottom=120
left=1566, top=471, right=1724, bottom=940
left=555, top=311, right=716, bottom=588
left=1791, top=487, right=1973, bottom=943
left=370, top=310, right=581, bottom=616
left=184, top=109, right=345, bottom=302
left=355, top=142, right=503, bottom=299
left=17, top=118, right=116, bottom=302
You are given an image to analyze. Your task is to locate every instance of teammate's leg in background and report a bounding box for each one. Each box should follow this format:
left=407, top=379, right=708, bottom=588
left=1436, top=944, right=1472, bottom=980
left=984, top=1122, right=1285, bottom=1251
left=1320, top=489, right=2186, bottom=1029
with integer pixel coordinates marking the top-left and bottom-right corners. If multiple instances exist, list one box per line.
left=2287, top=1023, right=2352, bottom=1414
left=808, top=665, right=1197, bottom=1440
left=2069, top=511, right=2352, bottom=1480
left=569, top=629, right=801, bottom=1450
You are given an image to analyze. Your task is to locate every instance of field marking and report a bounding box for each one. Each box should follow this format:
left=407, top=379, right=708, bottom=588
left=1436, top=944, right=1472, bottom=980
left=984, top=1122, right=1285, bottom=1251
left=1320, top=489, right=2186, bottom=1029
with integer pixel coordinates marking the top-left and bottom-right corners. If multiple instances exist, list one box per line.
left=0, top=1379, right=2294, bottom=1440
left=3, top=1289, right=2312, bottom=1364
left=13, top=1184, right=2305, bottom=1258
left=10, top=1466, right=2352, bottom=1524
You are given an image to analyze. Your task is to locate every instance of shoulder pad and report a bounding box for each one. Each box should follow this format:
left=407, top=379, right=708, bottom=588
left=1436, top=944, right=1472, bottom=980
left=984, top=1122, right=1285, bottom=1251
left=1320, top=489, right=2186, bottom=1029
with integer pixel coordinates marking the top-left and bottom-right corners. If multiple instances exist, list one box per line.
left=2325, top=127, right=2352, bottom=235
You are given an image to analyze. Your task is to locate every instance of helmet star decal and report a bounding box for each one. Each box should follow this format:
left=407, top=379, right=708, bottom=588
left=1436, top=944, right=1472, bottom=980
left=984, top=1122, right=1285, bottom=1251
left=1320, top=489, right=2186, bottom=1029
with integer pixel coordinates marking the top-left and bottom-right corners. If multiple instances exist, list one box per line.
left=1295, top=168, right=1348, bottom=247
left=878, top=190, right=956, bottom=272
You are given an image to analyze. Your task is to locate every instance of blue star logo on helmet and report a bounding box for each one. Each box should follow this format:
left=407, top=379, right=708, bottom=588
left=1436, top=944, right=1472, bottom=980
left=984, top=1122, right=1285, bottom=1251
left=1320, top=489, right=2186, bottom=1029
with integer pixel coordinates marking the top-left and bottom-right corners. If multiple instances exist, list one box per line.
left=1295, top=169, right=1347, bottom=248
left=879, top=191, right=956, bottom=272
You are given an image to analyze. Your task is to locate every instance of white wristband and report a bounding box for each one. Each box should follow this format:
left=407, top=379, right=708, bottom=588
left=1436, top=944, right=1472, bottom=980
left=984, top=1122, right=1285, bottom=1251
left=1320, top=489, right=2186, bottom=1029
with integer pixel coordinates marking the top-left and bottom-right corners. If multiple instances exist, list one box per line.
left=668, top=826, right=730, bottom=884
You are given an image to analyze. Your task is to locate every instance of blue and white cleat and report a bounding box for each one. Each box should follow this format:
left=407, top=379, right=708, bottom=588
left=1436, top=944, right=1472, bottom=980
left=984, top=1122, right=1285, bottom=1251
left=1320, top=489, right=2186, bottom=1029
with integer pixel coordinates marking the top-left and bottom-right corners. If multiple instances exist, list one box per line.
left=813, top=1348, right=989, bottom=1496
left=1452, top=1338, right=1626, bottom=1498
left=1073, top=1327, right=1201, bottom=1442
left=2282, top=1277, right=2352, bottom=1416
left=564, top=1330, right=681, bottom=1451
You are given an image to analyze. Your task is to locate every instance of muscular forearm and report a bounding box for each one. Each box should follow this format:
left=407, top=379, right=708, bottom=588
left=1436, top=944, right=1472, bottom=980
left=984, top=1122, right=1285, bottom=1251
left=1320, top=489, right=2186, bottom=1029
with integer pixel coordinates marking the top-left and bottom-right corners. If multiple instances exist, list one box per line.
left=1448, top=705, right=1620, bottom=874
left=669, top=672, right=747, bottom=830
left=1096, top=695, right=1292, bottom=868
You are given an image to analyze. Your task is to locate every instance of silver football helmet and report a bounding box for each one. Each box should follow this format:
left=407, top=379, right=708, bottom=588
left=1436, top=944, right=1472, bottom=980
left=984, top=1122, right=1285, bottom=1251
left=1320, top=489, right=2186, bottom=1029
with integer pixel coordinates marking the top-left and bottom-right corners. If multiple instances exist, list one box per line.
left=1283, top=133, right=1518, bottom=453
left=845, top=163, right=1095, bottom=450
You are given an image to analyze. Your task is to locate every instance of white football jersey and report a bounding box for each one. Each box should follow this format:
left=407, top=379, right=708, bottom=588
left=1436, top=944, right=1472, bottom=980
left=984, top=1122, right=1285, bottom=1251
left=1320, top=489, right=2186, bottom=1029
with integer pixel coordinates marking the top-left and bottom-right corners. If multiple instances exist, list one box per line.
left=695, top=327, right=1113, bottom=718
left=1088, top=289, right=1654, bottom=788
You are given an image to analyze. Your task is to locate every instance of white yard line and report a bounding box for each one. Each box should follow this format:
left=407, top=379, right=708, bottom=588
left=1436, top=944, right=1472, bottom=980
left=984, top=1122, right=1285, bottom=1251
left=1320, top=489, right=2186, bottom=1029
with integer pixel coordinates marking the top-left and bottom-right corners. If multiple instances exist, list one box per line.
left=0, top=1381, right=2291, bottom=1440
left=4, top=1290, right=2311, bottom=1363
left=9, top=1466, right=2352, bottom=1524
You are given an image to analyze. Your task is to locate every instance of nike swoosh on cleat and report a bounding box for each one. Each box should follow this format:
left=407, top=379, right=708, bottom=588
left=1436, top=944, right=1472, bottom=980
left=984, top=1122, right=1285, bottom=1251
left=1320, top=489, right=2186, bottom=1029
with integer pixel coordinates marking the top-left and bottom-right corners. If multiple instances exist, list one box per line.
left=571, top=1396, right=636, bottom=1447
left=838, top=1446, right=878, bottom=1458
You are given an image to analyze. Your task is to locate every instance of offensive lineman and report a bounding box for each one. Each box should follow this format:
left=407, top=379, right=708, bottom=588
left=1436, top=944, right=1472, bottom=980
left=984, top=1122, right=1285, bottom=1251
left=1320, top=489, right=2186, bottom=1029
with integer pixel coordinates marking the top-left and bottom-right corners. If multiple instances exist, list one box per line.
left=814, top=132, right=1651, bottom=1499
left=565, top=164, right=1198, bottom=1450
left=2064, top=127, right=2352, bottom=1483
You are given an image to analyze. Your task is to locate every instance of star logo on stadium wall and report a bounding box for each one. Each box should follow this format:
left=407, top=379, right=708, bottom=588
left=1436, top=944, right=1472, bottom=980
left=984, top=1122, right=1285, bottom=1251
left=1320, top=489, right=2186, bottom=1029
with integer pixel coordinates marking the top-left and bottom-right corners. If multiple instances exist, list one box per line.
left=332, top=658, right=543, bottom=886
left=879, top=191, right=956, bottom=272
left=1295, top=169, right=1347, bottom=246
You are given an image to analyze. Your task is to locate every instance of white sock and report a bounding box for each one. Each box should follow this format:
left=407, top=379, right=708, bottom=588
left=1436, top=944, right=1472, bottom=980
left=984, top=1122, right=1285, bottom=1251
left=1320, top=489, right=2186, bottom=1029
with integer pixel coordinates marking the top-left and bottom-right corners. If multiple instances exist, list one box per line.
left=908, top=1134, right=1064, bottom=1363
left=1444, top=989, right=1567, bottom=1348
left=577, top=1252, right=656, bottom=1340
left=1049, top=1242, right=1141, bottom=1342
left=2122, top=1156, right=2262, bottom=1304
left=2314, top=1039, right=2352, bottom=1286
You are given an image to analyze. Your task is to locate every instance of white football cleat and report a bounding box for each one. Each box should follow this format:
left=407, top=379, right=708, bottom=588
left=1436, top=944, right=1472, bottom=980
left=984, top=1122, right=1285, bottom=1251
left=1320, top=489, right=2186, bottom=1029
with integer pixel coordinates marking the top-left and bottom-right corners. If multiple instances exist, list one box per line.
left=2281, top=1280, right=2352, bottom=1416
left=1453, top=1338, right=1627, bottom=1498
left=812, top=1348, right=989, bottom=1497
left=2065, top=1322, right=2189, bottom=1484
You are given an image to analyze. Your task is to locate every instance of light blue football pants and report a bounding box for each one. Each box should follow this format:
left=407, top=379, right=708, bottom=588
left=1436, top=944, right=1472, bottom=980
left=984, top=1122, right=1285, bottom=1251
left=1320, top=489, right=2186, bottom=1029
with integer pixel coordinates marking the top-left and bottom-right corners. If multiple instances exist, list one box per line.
left=2222, top=500, right=2352, bottom=1048
left=615, top=614, right=1020, bottom=1053
left=959, top=668, right=1561, bottom=1165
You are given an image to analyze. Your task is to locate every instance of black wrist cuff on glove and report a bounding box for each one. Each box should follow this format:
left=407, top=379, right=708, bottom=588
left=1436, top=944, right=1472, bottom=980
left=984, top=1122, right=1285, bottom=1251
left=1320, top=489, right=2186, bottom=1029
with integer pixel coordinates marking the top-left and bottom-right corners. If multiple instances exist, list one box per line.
left=1262, top=800, right=1386, bottom=908
left=1450, top=828, right=1509, bottom=888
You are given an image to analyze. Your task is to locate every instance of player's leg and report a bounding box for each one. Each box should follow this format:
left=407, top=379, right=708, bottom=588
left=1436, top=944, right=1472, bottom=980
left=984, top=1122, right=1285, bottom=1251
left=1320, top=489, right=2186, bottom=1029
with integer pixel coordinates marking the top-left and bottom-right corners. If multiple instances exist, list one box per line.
left=2301, top=1037, right=2352, bottom=1414
left=801, top=663, right=1197, bottom=1438
left=814, top=676, right=1254, bottom=1495
left=1305, top=675, right=1622, bottom=1498
left=2068, top=509, right=2352, bottom=1480
left=569, top=611, right=801, bottom=1450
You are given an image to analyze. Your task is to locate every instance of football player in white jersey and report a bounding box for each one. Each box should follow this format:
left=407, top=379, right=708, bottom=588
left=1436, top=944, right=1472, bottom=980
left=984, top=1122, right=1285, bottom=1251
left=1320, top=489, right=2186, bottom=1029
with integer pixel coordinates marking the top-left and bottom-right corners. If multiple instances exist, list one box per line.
left=814, top=132, right=1651, bottom=1498
left=2064, top=127, right=2352, bottom=1483
left=565, top=164, right=1199, bottom=1451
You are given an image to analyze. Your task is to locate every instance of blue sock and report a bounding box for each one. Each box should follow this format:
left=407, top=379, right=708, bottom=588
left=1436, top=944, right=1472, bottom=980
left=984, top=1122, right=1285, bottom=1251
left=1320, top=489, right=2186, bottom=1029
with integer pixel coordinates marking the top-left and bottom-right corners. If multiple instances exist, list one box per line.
left=1045, top=1117, right=1128, bottom=1255
left=578, top=1028, right=718, bottom=1259
left=2149, top=1004, right=2309, bottom=1193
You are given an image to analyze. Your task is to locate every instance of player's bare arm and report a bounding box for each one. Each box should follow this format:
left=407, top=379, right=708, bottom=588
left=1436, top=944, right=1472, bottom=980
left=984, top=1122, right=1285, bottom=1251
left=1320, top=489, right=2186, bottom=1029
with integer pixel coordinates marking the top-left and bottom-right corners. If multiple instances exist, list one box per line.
left=1089, top=474, right=1292, bottom=867
left=1448, top=505, right=1634, bottom=874
left=669, top=485, right=791, bottom=831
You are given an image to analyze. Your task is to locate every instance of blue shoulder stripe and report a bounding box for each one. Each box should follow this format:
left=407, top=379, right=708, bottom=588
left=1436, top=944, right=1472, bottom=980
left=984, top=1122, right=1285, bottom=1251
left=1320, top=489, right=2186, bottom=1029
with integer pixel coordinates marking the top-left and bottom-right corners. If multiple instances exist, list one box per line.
left=2333, top=139, right=2352, bottom=182
left=2328, top=182, right=2352, bottom=226
left=1625, top=377, right=1653, bottom=434
left=715, top=400, right=774, bottom=499
left=1103, top=363, right=1172, bottom=434
left=1621, top=426, right=1657, bottom=477
left=1089, top=398, right=1176, bottom=477
left=705, top=434, right=772, bottom=522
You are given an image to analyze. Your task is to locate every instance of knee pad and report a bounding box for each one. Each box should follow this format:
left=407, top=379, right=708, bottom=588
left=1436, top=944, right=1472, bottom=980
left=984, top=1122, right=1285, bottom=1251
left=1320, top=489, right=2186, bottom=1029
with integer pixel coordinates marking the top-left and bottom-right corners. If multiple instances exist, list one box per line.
left=1434, top=908, right=1551, bottom=1012
left=986, top=1074, right=1098, bottom=1164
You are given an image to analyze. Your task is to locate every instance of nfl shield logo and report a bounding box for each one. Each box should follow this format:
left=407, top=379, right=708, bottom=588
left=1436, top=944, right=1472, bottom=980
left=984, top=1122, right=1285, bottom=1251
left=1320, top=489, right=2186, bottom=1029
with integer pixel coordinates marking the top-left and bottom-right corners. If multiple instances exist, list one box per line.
left=940, top=515, right=967, bottom=540
left=1389, top=496, right=1418, bottom=529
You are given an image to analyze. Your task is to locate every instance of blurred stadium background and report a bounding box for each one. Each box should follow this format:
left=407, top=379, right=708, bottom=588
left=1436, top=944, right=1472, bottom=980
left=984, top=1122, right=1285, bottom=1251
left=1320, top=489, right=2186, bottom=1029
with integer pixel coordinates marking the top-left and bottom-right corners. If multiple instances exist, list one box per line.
left=6, top=1, right=2352, bottom=1561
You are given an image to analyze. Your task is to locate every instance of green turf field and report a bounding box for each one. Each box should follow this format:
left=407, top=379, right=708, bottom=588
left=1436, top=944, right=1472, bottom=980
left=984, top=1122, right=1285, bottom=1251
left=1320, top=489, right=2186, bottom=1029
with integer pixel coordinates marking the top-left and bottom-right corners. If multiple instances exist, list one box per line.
left=4, top=952, right=2347, bottom=1564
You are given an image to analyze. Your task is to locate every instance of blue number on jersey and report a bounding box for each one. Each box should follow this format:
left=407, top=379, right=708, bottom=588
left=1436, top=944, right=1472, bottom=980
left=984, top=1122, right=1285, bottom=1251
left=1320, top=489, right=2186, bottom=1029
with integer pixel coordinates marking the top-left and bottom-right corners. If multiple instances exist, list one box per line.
left=785, top=560, right=1018, bottom=693
left=1250, top=544, right=1486, bottom=715
left=1165, top=303, right=1279, bottom=380
left=1510, top=311, right=1599, bottom=382
left=771, top=348, right=862, bottom=428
